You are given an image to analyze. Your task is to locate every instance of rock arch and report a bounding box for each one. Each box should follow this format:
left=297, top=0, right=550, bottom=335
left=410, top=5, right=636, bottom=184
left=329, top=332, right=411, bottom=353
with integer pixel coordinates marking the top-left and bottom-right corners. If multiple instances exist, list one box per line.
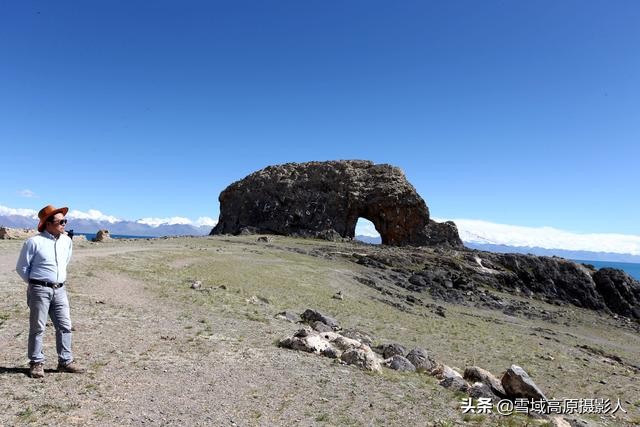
left=211, top=160, right=462, bottom=247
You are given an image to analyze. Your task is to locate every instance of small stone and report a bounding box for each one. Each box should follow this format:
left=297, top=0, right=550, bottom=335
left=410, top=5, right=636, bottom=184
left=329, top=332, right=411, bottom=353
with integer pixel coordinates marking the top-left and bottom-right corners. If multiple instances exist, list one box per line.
left=190, top=281, right=202, bottom=290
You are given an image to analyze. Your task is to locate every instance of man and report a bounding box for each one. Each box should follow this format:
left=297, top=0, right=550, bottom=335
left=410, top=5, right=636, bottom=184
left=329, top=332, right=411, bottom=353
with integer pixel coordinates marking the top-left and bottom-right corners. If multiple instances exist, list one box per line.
left=16, top=204, right=84, bottom=378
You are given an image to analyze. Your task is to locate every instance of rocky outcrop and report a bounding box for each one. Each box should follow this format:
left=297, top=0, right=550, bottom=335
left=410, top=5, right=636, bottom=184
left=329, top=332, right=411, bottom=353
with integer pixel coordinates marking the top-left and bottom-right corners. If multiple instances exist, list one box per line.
left=211, top=160, right=463, bottom=248
left=463, top=366, right=506, bottom=398
left=397, top=248, right=640, bottom=319
left=593, top=268, right=640, bottom=319
left=0, top=227, right=37, bottom=240
left=279, top=327, right=382, bottom=372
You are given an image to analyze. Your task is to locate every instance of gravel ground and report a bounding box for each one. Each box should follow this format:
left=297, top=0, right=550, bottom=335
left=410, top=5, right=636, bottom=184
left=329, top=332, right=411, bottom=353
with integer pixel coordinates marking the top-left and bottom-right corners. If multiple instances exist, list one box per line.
left=1, top=236, right=638, bottom=426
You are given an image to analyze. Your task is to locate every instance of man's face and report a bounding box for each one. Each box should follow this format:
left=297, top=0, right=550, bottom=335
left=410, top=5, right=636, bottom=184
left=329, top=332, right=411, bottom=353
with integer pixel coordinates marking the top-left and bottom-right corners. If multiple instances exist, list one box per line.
left=45, top=213, right=67, bottom=235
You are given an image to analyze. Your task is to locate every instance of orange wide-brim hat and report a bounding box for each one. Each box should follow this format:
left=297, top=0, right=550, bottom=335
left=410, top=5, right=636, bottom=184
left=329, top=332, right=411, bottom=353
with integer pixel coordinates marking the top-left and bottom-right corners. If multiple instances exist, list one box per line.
left=37, top=205, right=69, bottom=232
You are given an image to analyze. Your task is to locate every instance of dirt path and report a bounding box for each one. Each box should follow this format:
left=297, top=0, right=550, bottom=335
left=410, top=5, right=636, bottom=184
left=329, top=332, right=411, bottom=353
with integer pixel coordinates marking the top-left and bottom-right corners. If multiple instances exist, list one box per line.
left=0, top=240, right=455, bottom=426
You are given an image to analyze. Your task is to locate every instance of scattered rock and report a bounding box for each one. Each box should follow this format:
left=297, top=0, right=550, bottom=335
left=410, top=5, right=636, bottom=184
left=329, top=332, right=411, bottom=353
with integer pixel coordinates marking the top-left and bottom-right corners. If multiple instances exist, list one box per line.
left=256, top=236, right=271, bottom=243
left=405, top=348, right=437, bottom=373
left=434, top=306, right=446, bottom=318
left=374, top=343, right=406, bottom=359
left=469, top=382, right=498, bottom=401
left=190, top=281, right=202, bottom=290
left=274, top=311, right=299, bottom=323
left=439, top=376, right=470, bottom=393
left=341, top=329, right=374, bottom=347
left=463, top=366, right=506, bottom=398
left=300, top=309, right=340, bottom=330
left=311, top=321, right=334, bottom=333
left=340, top=347, right=382, bottom=372
left=501, top=364, right=547, bottom=401
left=384, top=355, right=416, bottom=372
left=332, top=290, right=344, bottom=300
left=279, top=329, right=334, bottom=354
left=432, top=364, right=463, bottom=381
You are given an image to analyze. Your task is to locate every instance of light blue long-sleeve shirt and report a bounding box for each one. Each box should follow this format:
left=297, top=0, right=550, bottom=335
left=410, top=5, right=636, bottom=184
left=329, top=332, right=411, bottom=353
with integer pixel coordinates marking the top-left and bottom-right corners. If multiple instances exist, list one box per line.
left=16, top=231, right=73, bottom=284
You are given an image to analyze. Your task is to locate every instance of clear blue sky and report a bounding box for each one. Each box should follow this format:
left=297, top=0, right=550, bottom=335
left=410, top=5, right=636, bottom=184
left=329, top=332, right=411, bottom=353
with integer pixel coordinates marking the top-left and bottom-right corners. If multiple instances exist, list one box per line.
left=1, top=1, right=639, bottom=234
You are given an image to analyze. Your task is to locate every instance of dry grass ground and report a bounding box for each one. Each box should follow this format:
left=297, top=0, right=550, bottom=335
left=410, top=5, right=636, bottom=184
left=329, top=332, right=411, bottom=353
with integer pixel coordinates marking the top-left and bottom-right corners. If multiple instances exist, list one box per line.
left=0, top=235, right=638, bottom=426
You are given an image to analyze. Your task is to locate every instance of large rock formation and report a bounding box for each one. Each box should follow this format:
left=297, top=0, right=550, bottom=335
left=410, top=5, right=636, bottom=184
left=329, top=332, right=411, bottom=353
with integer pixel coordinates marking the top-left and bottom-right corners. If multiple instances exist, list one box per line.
left=211, top=160, right=463, bottom=247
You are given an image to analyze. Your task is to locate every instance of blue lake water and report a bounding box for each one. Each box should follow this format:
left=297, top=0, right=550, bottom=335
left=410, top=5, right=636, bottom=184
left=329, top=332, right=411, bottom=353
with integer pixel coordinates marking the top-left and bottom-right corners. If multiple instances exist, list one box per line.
left=573, top=259, right=640, bottom=280
left=75, top=233, right=154, bottom=241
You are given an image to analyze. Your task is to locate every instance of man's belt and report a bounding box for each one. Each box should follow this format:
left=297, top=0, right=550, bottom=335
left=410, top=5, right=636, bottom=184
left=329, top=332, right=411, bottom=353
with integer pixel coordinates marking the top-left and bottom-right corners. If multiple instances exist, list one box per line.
left=29, top=279, right=65, bottom=289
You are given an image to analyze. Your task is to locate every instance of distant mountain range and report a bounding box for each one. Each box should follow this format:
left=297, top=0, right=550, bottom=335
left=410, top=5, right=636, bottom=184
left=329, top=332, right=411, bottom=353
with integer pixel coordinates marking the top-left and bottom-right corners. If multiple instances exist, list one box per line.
left=0, top=214, right=211, bottom=237
left=464, top=242, right=640, bottom=264
left=354, top=235, right=640, bottom=264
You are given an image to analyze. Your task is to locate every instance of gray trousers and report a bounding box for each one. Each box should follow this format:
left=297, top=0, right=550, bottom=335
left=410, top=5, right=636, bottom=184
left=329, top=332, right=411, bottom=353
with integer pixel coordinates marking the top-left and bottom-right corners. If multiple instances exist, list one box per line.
left=27, top=284, right=73, bottom=365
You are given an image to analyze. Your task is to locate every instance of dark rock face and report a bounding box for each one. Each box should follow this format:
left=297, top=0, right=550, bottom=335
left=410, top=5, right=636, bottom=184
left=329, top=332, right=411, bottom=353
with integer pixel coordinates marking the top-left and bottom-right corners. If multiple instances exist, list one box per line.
left=406, top=250, right=639, bottom=317
left=211, top=160, right=463, bottom=248
left=593, top=269, right=640, bottom=319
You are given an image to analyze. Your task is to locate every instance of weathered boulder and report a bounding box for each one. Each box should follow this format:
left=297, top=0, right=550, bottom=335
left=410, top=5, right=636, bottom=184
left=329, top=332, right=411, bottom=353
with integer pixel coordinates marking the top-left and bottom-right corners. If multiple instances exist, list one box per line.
left=384, top=355, right=416, bottom=372
left=469, top=382, right=498, bottom=401
left=93, top=230, right=111, bottom=242
left=280, top=328, right=382, bottom=372
left=211, top=160, right=463, bottom=248
left=340, top=347, right=382, bottom=372
left=300, top=309, right=340, bottom=330
left=341, top=329, right=374, bottom=347
left=405, top=348, right=437, bottom=373
left=279, top=329, right=335, bottom=355
left=311, top=321, right=334, bottom=333
left=374, top=343, right=407, bottom=359
left=463, top=366, right=506, bottom=398
left=501, top=365, right=547, bottom=401
left=0, top=227, right=37, bottom=240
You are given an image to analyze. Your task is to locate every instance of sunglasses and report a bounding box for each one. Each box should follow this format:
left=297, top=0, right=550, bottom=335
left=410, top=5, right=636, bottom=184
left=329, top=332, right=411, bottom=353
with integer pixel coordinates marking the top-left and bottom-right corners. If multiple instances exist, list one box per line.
left=48, top=219, right=68, bottom=226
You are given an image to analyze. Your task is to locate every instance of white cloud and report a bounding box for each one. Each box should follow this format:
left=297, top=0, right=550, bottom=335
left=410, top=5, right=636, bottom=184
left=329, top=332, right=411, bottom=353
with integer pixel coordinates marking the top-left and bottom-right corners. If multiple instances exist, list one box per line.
left=195, top=217, right=218, bottom=227
left=355, top=218, right=380, bottom=237
left=18, top=189, right=36, bottom=198
left=0, top=204, right=38, bottom=218
left=68, top=209, right=120, bottom=223
left=435, top=217, right=640, bottom=256
left=137, top=216, right=194, bottom=227
left=0, top=203, right=220, bottom=228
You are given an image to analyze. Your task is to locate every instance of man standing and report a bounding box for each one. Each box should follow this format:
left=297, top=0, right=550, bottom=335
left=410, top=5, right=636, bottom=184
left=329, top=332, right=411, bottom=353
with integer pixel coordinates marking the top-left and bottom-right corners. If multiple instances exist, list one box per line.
left=16, top=204, right=84, bottom=378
